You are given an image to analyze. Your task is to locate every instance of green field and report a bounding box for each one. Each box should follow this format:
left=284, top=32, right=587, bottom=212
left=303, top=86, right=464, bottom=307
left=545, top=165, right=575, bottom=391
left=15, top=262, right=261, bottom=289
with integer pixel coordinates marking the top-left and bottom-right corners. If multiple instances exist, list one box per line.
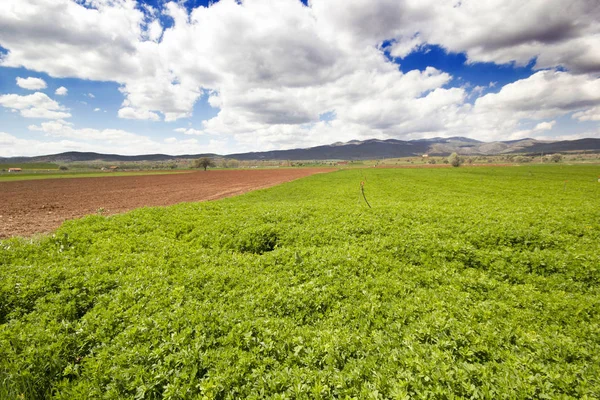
left=0, top=162, right=59, bottom=170
left=1, top=165, right=599, bottom=399
left=0, top=170, right=190, bottom=182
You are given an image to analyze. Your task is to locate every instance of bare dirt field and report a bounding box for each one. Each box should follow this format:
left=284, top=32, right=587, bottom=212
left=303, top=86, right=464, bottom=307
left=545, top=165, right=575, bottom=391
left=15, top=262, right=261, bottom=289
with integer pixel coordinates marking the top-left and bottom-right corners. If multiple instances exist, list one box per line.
left=0, top=168, right=333, bottom=238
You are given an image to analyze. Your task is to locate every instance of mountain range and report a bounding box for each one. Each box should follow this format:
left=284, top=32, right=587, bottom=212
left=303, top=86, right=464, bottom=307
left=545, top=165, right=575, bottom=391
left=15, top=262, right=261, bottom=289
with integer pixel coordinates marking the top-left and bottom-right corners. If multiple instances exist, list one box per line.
left=2, top=137, right=599, bottom=163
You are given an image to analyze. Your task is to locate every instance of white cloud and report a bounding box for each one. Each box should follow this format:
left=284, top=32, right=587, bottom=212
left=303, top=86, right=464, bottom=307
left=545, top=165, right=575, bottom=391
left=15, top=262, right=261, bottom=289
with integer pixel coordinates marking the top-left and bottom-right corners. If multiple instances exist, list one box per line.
left=17, top=121, right=228, bottom=156
left=540, top=130, right=600, bottom=141
left=0, top=92, right=71, bottom=119
left=0, top=0, right=144, bottom=81
left=87, top=93, right=95, bottom=98
left=389, top=35, right=423, bottom=59
left=0, top=0, right=599, bottom=155
left=431, top=1, right=600, bottom=74
left=118, top=107, right=160, bottom=121
left=16, top=77, right=47, bottom=90
left=164, top=137, right=197, bottom=145
left=474, top=71, right=600, bottom=120
left=573, top=106, right=600, bottom=121
left=20, top=108, right=72, bottom=119
left=174, top=128, right=205, bottom=135
left=146, top=19, right=163, bottom=42
left=94, top=108, right=101, bottom=112
left=0, top=92, right=59, bottom=110
left=55, top=86, right=68, bottom=96
left=506, top=120, right=558, bottom=141
left=446, top=71, right=600, bottom=141
left=312, top=0, right=600, bottom=74
left=0, top=131, right=87, bottom=157
left=533, top=121, right=556, bottom=131
left=29, top=119, right=153, bottom=143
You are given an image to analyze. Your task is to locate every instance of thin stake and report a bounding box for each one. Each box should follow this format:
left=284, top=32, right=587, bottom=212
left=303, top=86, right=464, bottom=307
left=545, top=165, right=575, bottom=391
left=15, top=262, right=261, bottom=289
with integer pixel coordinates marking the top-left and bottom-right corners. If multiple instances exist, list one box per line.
left=360, top=181, right=372, bottom=208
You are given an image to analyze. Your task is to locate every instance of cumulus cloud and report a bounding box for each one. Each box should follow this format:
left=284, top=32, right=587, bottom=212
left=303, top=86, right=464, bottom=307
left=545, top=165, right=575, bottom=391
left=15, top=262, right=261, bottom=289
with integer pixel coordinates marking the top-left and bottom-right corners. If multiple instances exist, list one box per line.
left=26, top=120, right=165, bottom=150
left=0, top=92, right=71, bottom=119
left=1, top=127, right=229, bottom=157
left=389, top=36, right=424, bottom=59
left=16, top=120, right=227, bottom=156
left=313, top=0, right=600, bottom=74
left=118, top=107, right=160, bottom=121
left=0, top=131, right=87, bottom=157
left=533, top=121, right=556, bottom=131
left=29, top=119, right=155, bottom=143
left=474, top=71, right=600, bottom=119
left=573, top=106, right=600, bottom=122
left=146, top=19, right=163, bottom=42
left=431, top=0, right=600, bottom=74
left=16, top=77, right=47, bottom=90
left=506, top=120, right=558, bottom=141
left=451, top=71, right=600, bottom=141
left=174, top=128, right=205, bottom=136
left=0, top=0, right=144, bottom=81
left=544, top=130, right=600, bottom=141
left=55, top=86, right=68, bottom=96
left=0, top=0, right=599, bottom=154
left=0, top=93, right=55, bottom=110
left=20, top=108, right=72, bottom=119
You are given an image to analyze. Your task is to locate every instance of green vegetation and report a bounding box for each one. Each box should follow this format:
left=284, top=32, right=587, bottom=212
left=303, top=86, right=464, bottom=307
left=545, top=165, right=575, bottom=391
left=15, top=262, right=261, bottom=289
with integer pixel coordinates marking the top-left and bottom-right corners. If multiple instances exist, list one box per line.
left=193, top=157, right=216, bottom=171
left=0, top=170, right=190, bottom=182
left=448, top=152, right=462, bottom=167
left=0, top=162, right=59, bottom=170
left=1, top=165, right=599, bottom=399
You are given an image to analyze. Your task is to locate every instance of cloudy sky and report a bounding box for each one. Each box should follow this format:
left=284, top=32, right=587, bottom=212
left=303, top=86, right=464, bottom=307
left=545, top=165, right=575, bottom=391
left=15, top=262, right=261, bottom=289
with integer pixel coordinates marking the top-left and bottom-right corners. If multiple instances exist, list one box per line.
left=1, top=0, right=599, bottom=157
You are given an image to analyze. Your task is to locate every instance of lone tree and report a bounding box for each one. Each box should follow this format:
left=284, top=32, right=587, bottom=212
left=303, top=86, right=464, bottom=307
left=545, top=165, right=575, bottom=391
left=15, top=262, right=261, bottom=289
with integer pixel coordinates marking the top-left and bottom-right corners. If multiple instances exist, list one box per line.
left=448, top=152, right=462, bottom=167
left=193, top=157, right=216, bottom=171
left=550, top=154, right=563, bottom=163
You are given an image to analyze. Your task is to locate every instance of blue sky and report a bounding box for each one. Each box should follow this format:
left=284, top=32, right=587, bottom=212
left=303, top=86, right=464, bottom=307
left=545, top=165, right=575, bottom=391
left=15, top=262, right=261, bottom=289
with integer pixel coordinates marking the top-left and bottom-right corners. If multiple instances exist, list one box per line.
left=0, top=0, right=599, bottom=156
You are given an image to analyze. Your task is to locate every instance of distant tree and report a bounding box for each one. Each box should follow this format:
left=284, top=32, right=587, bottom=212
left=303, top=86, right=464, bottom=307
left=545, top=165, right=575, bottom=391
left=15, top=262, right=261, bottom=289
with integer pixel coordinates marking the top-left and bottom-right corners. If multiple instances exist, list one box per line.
left=550, top=154, right=563, bottom=163
left=448, top=152, right=462, bottom=167
left=193, top=157, right=216, bottom=171
left=226, top=159, right=240, bottom=169
left=59, top=166, right=68, bottom=171
left=514, top=156, right=531, bottom=163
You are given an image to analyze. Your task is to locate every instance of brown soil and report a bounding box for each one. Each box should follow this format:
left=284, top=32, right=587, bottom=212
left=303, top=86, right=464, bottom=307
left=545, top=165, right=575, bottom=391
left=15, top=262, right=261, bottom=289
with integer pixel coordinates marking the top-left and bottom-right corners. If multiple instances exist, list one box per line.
left=0, top=168, right=333, bottom=238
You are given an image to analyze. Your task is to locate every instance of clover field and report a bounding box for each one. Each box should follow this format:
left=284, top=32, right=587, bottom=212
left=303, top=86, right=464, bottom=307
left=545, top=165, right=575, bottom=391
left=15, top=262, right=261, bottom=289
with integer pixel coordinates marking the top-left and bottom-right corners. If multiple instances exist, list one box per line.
left=1, top=165, right=599, bottom=399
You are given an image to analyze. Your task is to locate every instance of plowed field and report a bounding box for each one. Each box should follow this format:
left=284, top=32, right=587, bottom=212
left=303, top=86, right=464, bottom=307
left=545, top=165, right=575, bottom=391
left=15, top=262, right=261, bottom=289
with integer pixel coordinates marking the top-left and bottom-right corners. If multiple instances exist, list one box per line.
left=0, top=168, right=332, bottom=238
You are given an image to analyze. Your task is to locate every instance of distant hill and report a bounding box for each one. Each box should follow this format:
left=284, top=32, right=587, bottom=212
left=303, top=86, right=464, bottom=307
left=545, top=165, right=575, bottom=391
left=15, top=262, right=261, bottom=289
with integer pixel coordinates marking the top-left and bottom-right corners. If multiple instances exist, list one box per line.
left=510, top=138, right=600, bottom=155
left=1, top=137, right=599, bottom=163
left=0, top=151, right=218, bottom=164
left=227, top=139, right=432, bottom=160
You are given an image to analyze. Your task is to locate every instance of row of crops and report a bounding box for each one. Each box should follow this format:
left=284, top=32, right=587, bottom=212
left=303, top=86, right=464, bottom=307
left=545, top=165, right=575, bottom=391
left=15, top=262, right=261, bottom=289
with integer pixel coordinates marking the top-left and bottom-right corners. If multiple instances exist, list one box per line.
left=1, top=165, right=599, bottom=399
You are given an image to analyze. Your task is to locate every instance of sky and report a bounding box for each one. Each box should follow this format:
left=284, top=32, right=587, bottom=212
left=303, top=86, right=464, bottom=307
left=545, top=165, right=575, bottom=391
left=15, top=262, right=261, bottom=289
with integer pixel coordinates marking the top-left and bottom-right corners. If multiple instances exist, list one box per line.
left=0, top=0, right=599, bottom=157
